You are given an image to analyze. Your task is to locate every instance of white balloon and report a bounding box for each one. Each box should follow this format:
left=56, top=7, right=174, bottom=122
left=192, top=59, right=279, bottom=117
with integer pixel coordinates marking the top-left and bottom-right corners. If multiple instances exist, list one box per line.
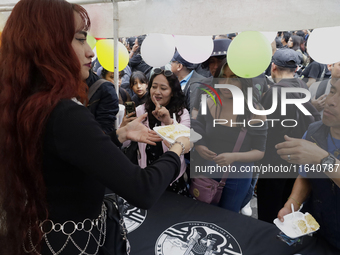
left=174, top=35, right=214, bottom=64
left=307, top=26, right=340, bottom=64
left=260, top=31, right=277, bottom=44
left=141, top=34, right=176, bottom=67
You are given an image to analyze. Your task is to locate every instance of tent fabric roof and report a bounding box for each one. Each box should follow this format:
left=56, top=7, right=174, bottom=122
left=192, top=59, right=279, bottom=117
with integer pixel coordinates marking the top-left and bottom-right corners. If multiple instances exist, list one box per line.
left=0, top=0, right=340, bottom=38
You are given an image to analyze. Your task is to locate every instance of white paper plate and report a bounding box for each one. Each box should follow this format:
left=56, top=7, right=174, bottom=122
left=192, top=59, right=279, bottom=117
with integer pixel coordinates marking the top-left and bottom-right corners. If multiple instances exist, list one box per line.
left=190, top=128, right=202, bottom=143
left=273, top=212, right=319, bottom=238
left=153, top=124, right=190, bottom=144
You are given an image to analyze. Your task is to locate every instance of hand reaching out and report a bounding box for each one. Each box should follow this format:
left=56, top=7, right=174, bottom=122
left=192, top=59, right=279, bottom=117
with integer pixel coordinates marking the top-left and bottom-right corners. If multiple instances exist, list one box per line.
left=195, top=145, right=217, bottom=161
left=121, top=113, right=162, bottom=145
left=275, top=135, right=328, bottom=165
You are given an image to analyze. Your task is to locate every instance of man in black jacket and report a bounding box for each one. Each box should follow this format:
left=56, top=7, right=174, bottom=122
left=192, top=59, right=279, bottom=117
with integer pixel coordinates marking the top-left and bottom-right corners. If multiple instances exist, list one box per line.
left=171, top=51, right=208, bottom=114
left=86, top=70, right=119, bottom=134
left=257, top=48, right=319, bottom=223
left=276, top=78, right=340, bottom=249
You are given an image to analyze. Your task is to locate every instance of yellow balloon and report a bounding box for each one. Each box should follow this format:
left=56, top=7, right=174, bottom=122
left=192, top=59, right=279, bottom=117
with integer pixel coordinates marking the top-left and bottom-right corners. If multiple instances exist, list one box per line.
left=96, top=39, right=129, bottom=72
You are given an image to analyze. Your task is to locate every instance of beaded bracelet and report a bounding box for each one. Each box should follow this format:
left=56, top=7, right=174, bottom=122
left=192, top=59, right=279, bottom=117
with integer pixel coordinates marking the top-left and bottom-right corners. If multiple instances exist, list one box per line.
left=170, top=140, right=185, bottom=155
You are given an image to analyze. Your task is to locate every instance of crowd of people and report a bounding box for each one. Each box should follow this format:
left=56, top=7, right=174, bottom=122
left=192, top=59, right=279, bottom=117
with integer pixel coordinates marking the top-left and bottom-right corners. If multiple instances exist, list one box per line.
left=0, top=0, right=339, bottom=254
left=91, top=28, right=340, bottom=253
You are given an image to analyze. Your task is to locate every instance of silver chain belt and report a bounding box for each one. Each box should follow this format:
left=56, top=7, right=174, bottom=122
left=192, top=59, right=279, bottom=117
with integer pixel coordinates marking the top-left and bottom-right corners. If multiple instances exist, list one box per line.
left=23, top=203, right=107, bottom=255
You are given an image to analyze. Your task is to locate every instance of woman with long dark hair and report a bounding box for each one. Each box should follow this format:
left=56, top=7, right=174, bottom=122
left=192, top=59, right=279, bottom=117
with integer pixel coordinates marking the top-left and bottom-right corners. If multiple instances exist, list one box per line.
left=0, top=0, right=190, bottom=254
left=192, top=60, right=267, bottom=212
left=125, top=68, right=190, bottom=178
left=288, top=35, right=308, bottom=66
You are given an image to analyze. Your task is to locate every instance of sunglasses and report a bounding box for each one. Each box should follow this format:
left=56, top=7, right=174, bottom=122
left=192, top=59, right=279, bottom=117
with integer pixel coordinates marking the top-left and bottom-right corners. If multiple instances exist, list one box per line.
left=153, top=68, right=173, bottom=77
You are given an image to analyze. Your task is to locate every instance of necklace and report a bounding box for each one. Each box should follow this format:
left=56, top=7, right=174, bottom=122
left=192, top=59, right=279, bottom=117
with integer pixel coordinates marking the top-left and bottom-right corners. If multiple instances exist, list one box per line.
left=330, top=133, right=340, bottom=159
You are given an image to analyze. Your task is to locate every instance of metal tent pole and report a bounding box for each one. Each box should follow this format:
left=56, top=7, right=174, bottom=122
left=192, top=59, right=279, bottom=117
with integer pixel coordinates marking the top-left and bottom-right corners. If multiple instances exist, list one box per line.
left=113, top=0, right=120, bottom=129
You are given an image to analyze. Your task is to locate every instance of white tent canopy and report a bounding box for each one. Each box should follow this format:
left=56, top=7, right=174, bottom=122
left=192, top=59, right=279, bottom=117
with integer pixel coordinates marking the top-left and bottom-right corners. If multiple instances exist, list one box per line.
left=0, top=0, right=340, bottom=38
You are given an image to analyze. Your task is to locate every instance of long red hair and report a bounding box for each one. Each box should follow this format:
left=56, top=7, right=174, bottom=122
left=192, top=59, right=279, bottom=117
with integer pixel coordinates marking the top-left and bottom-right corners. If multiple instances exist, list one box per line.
left=0, top=0, right=90, bottom=254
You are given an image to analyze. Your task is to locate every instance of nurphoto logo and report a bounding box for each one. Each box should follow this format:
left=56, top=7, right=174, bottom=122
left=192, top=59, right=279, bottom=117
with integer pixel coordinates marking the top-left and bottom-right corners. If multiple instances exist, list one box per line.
left=199, top=84, right=312, bottom=128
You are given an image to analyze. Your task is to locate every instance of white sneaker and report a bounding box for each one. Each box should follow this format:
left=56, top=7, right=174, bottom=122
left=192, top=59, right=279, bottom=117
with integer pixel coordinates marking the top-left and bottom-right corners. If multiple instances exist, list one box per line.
left=241, top=201, right=252, bottom=216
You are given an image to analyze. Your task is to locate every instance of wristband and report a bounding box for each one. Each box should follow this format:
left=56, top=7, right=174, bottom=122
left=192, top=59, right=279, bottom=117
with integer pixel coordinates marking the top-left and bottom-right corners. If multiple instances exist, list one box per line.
left=288, top=197, right=301, bottom=206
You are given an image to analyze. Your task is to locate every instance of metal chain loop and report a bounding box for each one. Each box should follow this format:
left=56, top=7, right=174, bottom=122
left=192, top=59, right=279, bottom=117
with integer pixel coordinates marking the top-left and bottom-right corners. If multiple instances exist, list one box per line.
left=23, top=203, right=107, bottom=255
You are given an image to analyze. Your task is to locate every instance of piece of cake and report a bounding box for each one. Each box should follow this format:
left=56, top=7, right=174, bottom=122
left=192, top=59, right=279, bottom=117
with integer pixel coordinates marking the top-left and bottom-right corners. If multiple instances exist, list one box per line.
left=157, top=125, right=176, bottom=137
left=156, top=124, right=190, bottom=140
left=168, top=130, right=190, bottom=140
left=291, top=212, right=320, bottom=236
left=293, top=219, right=308, bottom=234
left=304, top=213, right=320, bottom=232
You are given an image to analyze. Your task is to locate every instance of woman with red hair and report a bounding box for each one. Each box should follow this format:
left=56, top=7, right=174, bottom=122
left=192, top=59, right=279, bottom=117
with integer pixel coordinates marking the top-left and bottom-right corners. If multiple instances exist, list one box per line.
left=0, top=0, right=190, bottom=254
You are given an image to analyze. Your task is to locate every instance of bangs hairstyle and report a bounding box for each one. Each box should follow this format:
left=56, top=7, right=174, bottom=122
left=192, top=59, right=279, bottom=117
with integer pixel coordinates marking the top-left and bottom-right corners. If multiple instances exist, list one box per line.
left=144, top=71, right=186, bottom=129
left=0, top=0, right=90, bottom=254
left=130, top=71, right=148, bottom=88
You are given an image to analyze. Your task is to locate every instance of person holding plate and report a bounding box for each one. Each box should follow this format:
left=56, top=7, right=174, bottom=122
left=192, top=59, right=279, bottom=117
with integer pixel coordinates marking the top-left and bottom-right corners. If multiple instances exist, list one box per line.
left=276, top=79, right=340, bottom=250
left=122, top=68, right=190, bottom=193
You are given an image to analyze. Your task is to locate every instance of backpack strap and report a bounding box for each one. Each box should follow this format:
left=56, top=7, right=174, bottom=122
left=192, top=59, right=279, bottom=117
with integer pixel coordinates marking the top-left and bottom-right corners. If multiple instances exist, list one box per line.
left=88, top=79, right=107, bottom=101
left=320, top=65, right=326, bottom=80
left=315, top=79, right=329, bottom=99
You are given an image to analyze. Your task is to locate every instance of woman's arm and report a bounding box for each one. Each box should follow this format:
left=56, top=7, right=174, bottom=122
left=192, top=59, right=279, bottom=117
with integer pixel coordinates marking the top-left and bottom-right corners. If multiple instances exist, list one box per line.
left=230, top=149, right=264, bottom=163
left=213, top=111, right=267, bottom=166
left=52, top=101, right=187, bottom=209
left=213, top=149, right=264, bottom=166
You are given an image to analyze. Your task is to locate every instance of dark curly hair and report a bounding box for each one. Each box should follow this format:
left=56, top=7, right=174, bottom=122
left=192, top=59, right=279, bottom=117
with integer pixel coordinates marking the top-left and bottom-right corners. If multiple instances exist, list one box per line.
left=144, top=71, right=186, bottom=129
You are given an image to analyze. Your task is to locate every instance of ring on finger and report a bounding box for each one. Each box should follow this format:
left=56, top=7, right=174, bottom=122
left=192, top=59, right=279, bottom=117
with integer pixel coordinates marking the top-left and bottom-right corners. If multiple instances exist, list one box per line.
left=287, top=154, right=291, bottom=161
left=160, top=105, right=162, bottom=109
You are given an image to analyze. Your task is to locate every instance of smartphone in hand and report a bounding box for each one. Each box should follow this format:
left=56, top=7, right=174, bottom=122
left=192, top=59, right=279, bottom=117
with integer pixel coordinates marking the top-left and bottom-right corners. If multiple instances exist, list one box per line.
left=124, top=101, right=136, bottom=117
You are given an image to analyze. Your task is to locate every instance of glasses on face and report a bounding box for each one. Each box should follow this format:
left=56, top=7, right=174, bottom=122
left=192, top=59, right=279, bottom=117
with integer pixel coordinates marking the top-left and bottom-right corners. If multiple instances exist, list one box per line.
left=153, top=68, right=173, bottom=77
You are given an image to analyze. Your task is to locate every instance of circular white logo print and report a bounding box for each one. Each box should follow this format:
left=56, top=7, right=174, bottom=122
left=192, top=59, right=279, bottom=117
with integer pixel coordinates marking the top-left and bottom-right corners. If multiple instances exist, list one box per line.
left=155, top=221, right=242, bottom=255
left=121, top=198, right=147, bottom=233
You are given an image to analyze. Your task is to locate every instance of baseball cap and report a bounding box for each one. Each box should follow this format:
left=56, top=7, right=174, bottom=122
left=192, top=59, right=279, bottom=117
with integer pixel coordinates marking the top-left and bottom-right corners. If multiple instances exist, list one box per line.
left=127, top=37, right=136, bottom=48
left=272, top=48, right=299, bottom=68
left=171, top=51, right=195, bottom=69
left=211, top=38, right=232, bottom=57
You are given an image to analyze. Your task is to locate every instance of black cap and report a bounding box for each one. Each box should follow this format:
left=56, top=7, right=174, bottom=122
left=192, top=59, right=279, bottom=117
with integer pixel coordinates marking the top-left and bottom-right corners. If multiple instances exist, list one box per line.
left=211, top=38, right=232, bottom=57
left=127, top=37, right=136, bottom=48
left=171, top=51, right=195, bottom=69
left=272, top=48, right=299, bottom=68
